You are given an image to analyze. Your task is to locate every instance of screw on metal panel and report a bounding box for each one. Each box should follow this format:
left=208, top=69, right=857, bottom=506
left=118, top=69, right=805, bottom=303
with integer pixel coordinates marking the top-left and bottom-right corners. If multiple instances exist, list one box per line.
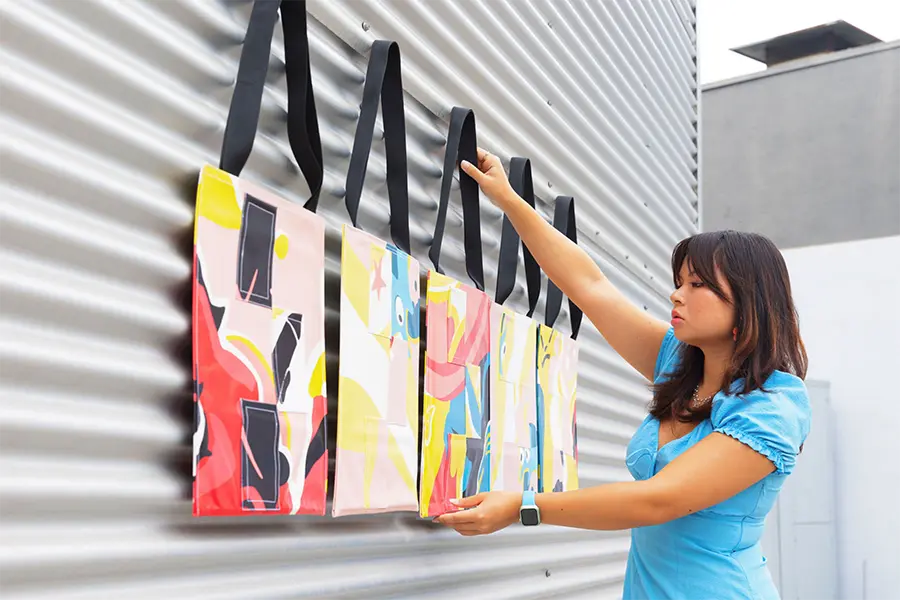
left=545, top=570, right=551, bottom=577
left=548, top=21, right=553, bottom=28
left=547, top=99, right=553, bottom=106
left=362, top=21, right=371, bottom=32
left=548, top=181, right=553, bottom=188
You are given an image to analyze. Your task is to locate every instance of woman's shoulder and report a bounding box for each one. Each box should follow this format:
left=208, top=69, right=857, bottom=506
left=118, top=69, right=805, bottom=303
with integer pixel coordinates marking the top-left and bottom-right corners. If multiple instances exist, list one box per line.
left=745, top=369, right=807, bottom=405
left=711, top=371, right=811, bottom=474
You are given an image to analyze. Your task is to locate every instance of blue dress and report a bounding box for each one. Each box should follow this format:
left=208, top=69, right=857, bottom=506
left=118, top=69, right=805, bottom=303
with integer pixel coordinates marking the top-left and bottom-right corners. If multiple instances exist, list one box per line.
left=622, top=329, right=811, bottom=600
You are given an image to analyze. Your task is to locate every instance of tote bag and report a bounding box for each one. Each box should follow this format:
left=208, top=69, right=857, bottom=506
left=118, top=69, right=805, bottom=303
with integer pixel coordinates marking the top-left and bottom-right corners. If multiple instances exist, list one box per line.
left=488, top=158, right=541, bottom=493
left=419, top=107, right=491, bottom=518
left=332, top=40, right=420, bottom=517
left=536, top=196, right=583, bottom=494
left=192, top=0, right=328, bottom=517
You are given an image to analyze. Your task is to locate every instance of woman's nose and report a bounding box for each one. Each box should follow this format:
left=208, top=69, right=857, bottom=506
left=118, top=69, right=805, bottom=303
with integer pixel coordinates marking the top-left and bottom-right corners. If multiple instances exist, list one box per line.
left=670, top=286, right=683, bottom=305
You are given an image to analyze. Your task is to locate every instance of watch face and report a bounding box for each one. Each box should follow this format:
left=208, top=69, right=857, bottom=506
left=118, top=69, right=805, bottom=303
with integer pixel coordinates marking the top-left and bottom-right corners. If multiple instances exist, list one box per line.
left=521, top=507, right=540, bottom=527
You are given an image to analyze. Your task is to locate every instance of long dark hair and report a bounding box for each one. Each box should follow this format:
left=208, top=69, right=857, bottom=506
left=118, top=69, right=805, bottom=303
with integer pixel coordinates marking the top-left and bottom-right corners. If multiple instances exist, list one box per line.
left=650, top=231, right=808, bottom=422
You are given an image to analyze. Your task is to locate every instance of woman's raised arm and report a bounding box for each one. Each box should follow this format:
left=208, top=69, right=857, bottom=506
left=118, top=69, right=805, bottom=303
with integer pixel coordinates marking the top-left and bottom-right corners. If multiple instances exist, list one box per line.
left=462, top=150, right=669, bottom=381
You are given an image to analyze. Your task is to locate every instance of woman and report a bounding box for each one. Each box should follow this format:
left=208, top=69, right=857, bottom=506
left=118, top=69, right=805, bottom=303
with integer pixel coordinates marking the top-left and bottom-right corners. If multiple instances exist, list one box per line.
left=435, top=149, right=811, bottom=600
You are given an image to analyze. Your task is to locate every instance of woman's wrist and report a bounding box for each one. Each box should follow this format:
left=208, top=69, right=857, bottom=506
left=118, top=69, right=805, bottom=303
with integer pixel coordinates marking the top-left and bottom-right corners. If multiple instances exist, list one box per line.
left=502, top=491, right=524, bottom=525
left=494, top=184, right=523, bottom=213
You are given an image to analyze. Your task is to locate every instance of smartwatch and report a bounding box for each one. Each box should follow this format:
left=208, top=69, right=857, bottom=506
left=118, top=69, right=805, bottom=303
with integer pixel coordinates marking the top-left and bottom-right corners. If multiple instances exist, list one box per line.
left=519, top=490, right=541, bottom=526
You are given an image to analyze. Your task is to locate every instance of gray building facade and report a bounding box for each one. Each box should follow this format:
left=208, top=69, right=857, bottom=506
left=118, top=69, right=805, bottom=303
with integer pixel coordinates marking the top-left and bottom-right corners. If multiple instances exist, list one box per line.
left=701, top=29, right=900, bottom=248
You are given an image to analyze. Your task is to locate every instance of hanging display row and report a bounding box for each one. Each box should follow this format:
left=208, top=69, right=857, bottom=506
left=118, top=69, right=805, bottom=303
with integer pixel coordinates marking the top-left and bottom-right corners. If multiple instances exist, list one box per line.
left=192, top=0, right=581, bottom=518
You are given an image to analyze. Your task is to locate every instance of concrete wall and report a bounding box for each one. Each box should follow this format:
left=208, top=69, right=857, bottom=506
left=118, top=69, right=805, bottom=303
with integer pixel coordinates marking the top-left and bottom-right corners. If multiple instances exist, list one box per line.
left=782, top=235, right=900, bottom=600
left=701, top=43, right=900, bottom=249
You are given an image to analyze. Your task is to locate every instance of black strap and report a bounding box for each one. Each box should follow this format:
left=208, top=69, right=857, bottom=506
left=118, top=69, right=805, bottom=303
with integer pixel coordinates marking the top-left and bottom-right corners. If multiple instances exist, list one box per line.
left=344, top=40, right=411, bottom=254
left=429, top=107, right=484, bottom=291
left=545, top=196, right=583, bottom=339
left=496, top=157, right=541, bottom=316
left=219, top=0, right=323, bottom=212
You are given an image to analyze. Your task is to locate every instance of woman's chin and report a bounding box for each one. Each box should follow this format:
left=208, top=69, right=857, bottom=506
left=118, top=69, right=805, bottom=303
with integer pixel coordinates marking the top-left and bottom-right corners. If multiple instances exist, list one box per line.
left=672, top=326, right=701, bottom=347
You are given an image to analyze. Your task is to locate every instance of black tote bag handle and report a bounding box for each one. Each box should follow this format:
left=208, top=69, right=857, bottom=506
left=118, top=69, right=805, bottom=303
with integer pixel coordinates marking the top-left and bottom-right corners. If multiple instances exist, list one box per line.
left=544, top=196, right=583, bottom=340
left=344, top=40, right=411, bottom=254
left=219, top=0, right=323, bottom=212
left=495, top=157, right=541, bottom=316
left=429, top=107, right=484, bottom=291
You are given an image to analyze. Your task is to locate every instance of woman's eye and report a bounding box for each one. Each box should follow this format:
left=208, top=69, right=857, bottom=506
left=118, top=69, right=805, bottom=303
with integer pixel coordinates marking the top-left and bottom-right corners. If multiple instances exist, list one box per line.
left=691, top=282, right=704, bottom=288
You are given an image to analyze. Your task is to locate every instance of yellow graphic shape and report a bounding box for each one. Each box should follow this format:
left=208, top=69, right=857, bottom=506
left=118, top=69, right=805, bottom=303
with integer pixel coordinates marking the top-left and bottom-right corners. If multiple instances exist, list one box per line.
left=226, top=335, right=274, bottom=385
left=490, top=383, right=508, bottom=487
left=336, top=377, right=380, bottom=454
left=419, top=393, right=451, bottom=516
left=283, top=411, right=292, bottom=450
left=537, top=325, right=558, bottom=393
left=308, top=351, right=327, bottom=400
left=448, top=433, right=468, bottom=499
left=274, top=234, right=289, bottom=259
left=363, top=417, right=379, bottom=510
left=387, top=427, right=417, bottom=495
left=196, top=166, right=242, bottom=242
left=465, top=363, right=482, bottom=439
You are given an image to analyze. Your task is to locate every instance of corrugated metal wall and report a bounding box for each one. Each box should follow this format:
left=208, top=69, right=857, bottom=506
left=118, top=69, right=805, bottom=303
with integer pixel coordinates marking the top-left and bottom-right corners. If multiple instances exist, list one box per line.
left=0, top=0, right=697, bottom=598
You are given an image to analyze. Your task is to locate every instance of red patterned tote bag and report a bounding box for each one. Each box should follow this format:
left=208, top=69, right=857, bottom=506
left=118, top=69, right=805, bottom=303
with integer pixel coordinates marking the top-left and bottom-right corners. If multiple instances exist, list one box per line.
left=419, top=107, right=491, bottom=518
left=193, top=0, right=328, bottom=516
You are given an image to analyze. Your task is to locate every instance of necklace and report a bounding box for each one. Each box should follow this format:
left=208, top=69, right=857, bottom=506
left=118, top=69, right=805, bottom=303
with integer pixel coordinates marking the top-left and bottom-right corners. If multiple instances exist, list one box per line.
left=690, top=384, right=714, bottom=408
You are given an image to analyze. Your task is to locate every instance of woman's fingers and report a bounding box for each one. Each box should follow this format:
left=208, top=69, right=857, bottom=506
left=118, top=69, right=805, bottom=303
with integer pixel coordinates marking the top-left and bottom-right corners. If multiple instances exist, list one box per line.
left=435, top=508, right=479, bottom=527
left=475, top=147, right=499, bottom=171
left=451, top=492, right=486, bottom=509
left=460, top=160, right=484, bottom=183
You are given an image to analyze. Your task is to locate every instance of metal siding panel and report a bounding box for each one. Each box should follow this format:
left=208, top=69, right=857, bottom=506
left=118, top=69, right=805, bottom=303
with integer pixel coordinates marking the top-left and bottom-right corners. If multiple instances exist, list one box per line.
left=0, top=0, right=697, bottom=597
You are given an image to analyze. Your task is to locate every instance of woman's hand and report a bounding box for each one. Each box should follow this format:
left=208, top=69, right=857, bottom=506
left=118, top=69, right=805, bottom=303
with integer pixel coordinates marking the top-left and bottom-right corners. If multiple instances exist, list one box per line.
left=434, top=491, right=521, bottom=536
left=460, top=148, right=514, bottom=209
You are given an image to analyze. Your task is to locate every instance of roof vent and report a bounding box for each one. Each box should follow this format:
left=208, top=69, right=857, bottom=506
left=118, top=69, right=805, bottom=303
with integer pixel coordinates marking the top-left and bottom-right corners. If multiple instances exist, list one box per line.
left=732, top=20, right=882, bottom=67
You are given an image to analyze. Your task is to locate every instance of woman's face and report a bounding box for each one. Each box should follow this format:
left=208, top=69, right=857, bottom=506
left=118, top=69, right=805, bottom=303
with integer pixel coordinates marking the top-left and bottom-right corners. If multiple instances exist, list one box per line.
left=669, top=260, right=735, bottom=347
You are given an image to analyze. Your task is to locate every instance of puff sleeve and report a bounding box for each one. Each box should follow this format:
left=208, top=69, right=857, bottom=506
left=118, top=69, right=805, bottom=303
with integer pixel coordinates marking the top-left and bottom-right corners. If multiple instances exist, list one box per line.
left=711, top=373, right=811, bottom=475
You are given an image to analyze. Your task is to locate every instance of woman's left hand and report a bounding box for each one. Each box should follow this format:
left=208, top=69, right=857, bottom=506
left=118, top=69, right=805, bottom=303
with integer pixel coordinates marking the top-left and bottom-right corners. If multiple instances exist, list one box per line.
left=434, top=491, right=522, bottom=536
